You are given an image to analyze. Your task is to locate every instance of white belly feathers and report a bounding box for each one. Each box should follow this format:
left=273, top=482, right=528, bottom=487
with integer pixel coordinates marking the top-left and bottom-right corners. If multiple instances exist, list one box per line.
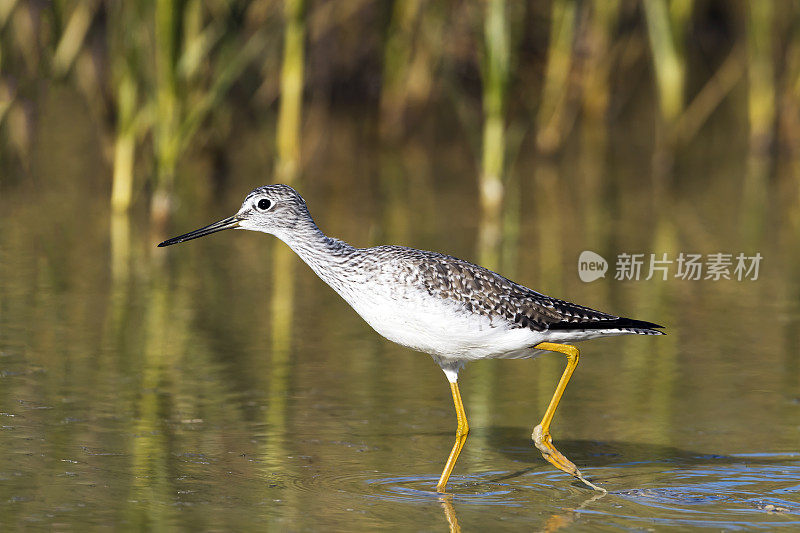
left=341, top=283, right=545, bottom=361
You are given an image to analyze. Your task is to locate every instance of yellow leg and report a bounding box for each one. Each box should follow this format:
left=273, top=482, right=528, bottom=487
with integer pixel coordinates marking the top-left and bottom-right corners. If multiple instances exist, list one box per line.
left=532, top=342, right=605, bottom=492
left=436, top=381, right=469, bottom=493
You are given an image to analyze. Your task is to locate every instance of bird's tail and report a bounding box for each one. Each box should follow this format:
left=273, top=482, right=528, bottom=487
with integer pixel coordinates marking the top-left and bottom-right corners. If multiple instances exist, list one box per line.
left=548, top=317, right=665, bottom=335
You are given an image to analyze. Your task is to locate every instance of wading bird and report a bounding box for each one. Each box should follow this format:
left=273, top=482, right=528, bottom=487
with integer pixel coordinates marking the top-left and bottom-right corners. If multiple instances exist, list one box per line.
left=158, top=185, right=664, bottom=492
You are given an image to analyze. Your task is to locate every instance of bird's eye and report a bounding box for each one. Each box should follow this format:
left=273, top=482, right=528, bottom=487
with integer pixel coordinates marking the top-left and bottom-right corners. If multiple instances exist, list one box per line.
left=257, top=198, right=272, bottom=211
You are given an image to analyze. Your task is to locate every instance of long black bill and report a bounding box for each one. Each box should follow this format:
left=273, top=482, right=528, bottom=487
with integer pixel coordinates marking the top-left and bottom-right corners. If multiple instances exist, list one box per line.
left=157, top=215, right=240, bottom=247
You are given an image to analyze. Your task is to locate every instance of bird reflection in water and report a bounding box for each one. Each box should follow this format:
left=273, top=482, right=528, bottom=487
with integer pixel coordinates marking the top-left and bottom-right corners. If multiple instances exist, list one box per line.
left=438, top=490, right=607, bottom=533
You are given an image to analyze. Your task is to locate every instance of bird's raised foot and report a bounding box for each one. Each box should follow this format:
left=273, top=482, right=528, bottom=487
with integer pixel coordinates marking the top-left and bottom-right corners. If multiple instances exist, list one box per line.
left=532, top=424, right=606, bottom=492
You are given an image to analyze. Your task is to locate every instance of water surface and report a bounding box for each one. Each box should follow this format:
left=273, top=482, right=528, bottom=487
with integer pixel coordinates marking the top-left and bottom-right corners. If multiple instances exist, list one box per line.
left=1, top=102, right=799, bottom=530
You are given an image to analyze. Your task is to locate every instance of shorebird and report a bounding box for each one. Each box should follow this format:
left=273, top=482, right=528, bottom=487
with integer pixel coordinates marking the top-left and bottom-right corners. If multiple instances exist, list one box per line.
left=158, top=184, right=664, bottom=492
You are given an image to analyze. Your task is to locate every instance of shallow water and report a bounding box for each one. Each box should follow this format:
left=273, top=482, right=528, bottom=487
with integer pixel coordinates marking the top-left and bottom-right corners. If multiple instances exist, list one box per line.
left=2, top=98, right=800, bottom=530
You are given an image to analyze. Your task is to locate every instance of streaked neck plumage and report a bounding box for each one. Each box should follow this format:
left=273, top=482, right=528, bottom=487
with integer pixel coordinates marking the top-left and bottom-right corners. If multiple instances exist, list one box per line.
left=270, top=211, right=362, bottom=295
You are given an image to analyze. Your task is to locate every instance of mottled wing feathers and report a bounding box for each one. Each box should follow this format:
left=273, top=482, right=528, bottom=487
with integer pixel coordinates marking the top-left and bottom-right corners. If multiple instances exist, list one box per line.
left=380, top=246, right=663, bottom=334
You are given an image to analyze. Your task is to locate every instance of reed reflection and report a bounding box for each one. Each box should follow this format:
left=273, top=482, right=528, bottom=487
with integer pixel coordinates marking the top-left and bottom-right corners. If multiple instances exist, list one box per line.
left=128, top=267, right=176, bottom=528
left=108, top=212, right=132, bottom=342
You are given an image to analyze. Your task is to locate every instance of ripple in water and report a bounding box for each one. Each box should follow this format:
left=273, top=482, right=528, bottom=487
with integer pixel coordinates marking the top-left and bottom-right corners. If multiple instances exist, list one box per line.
left=596, top=453, right=800, bottom=528
left=365, top=473, right=516, bottom=505
left=364, top=469, right=600, bottom=506
left=269, top=451, right=800, bottom=528
left=358, top=452, right=800, bottom=528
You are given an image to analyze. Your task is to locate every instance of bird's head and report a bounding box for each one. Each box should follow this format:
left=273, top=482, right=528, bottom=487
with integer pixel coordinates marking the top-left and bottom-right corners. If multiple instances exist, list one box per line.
left=158, top=184, right=313, bottom=247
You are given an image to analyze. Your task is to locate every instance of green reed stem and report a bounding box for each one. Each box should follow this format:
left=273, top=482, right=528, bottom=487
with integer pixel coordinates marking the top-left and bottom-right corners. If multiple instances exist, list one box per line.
left=111, top=74, right=137, bottom=213
left=746, top=1, right=775, bottom=152
left=478, top=0, right=509, bottom=270
left=643, top=0, right=688, bottom=124
left=536, top=0, right=575, bottom=153
left=276, top=0, right=306, bottom=184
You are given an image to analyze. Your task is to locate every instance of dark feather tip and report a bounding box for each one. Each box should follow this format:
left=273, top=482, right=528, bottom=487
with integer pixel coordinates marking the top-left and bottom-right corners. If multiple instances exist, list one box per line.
left=548, top=317, right=665, bottom=333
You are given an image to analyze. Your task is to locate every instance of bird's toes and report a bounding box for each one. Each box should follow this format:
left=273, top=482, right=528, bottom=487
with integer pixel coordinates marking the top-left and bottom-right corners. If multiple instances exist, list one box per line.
left=531, top=425, right=606, bottom=492
left=532, top=425, right=579, bottom=475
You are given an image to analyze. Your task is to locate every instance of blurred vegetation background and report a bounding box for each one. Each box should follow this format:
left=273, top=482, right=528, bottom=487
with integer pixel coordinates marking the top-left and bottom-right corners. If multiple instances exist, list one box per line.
left=1, top=0, right=800, bottom=256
